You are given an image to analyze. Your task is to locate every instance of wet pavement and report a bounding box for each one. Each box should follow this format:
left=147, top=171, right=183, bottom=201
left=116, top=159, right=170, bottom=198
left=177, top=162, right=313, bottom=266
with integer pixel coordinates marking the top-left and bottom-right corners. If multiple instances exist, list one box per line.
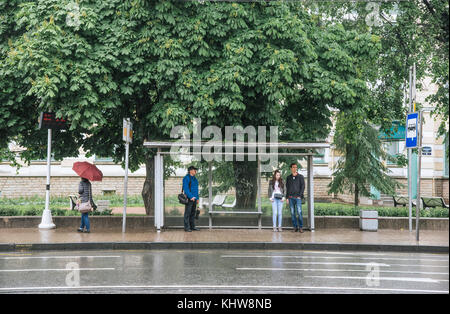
left=0, top=249, right=447, bottom=294
left=1, top=227, right=448, bottom=294
left=0, top=227, right=448, bottom=247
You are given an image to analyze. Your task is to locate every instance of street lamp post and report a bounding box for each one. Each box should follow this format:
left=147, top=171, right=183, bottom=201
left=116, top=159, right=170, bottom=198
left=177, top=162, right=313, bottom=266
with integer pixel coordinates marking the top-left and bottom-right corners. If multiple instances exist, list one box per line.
left=38, top=128, right=56, bottom=229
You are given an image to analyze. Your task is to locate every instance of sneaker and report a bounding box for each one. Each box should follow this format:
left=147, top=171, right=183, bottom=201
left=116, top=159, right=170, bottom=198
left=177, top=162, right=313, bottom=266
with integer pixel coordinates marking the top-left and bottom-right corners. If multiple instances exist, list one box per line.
left=192, top=228, right=200, bottom=231
left=83, top=229, right=90, bottom=233
left=185, top=229, right=192, bottom=232
left=77, top=228, right=83, bottom=232
left=273, top=227, right=277, bottom=232
left=278, top=227, right=282, bottom=232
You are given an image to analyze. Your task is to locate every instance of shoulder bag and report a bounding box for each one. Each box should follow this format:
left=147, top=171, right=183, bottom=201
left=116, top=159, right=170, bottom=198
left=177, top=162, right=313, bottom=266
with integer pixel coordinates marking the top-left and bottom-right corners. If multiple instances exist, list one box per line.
left=178, top=176, right=191, bottom=205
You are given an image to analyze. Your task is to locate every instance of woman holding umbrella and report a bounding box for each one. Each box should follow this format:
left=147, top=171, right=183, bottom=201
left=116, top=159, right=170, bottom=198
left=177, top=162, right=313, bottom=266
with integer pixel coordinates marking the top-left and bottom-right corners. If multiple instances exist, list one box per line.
left=72, top=162, right=102, bottom=233
left=77, top=178, right=97, bottom=233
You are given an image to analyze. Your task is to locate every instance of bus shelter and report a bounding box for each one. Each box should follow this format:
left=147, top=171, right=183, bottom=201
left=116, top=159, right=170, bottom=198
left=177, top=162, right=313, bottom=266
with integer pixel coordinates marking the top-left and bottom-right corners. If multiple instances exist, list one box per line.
left=143, top=141, right=330, bottom=232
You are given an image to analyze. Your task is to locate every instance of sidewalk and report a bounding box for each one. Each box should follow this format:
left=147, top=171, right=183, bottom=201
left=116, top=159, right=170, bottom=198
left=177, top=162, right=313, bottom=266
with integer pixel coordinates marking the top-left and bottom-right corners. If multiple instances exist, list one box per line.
left=0, top=227, right=448, bottom=253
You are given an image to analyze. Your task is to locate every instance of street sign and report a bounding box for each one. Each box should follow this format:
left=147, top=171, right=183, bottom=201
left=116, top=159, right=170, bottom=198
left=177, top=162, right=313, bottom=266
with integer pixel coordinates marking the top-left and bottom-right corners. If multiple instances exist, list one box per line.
left=39, top=112, right=67, bottom=130
left=422, top=146, right=432, bottom=156
left=123, top=118, right=133, bottom=143
left=406, top=112, right=418, bottom=148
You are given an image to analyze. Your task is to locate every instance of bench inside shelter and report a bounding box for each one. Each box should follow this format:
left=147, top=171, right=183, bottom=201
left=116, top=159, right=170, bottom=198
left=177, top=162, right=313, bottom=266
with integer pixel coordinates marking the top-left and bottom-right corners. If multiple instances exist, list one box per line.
left=208, top=208, right=263, bottom=229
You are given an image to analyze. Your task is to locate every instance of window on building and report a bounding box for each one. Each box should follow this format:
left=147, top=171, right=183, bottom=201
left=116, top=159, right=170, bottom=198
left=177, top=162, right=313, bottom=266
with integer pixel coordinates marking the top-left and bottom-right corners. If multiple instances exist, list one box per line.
left=384, top=141, right=400, bottom=165
left=444, top=136, right=449, bottom=178
left=313, top=148, right=326, bottom=164
left=94, top=155, right=114, bottom=163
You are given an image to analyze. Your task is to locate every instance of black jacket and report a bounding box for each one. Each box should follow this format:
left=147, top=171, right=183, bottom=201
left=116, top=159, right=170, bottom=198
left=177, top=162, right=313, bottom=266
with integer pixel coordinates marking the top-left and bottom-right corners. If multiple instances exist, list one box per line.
left=285, top=173, right=305, bottom=198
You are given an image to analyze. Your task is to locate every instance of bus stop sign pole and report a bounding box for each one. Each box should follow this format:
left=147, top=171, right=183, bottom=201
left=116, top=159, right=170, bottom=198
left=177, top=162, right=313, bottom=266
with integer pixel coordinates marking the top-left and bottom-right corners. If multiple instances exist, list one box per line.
left=38, top=112, right=67, bottom=229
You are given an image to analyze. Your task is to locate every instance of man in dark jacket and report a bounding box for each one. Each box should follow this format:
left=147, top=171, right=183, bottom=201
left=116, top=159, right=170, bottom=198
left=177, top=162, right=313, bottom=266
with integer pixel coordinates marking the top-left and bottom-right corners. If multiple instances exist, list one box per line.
left=285, top=163, right=305, bottom=233
left=182, top=165, right=200, bottom=232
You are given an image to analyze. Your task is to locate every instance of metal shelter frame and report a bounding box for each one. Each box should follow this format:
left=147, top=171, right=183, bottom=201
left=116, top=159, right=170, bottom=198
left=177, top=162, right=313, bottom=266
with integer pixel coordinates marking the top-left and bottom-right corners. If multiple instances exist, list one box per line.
left=143, top=141, right=330, bottom=232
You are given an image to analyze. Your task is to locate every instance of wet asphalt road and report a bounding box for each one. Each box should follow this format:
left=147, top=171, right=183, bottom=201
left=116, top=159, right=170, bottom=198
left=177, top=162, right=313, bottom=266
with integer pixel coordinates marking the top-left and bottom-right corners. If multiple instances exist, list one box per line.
left=0, top=249, right=448, bottom=294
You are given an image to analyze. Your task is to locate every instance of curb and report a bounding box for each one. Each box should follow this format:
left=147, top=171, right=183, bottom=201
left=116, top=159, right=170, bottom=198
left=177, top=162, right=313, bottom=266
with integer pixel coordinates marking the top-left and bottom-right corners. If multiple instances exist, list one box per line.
left=1, top=216, right=449, bottom=230
left=0, top=241, right=448, bottom=254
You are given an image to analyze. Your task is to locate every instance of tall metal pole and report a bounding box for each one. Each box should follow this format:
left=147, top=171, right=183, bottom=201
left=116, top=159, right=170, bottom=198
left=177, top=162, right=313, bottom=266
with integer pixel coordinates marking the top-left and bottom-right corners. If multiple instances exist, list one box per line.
left=39, top=128, right=56, bottom=229
left=208, top=161, right=212, bottom=230
left=257, top=157, right=261, bottom=229
left=407, top=66, right=413, bottom=232
left=154, top=150, right=160, bottom=232
left=308, top=154, right=315, bottom=232
left=122, top=118, right=131, bottom=233
left=416, top=112, right=422, bottom=241
left=413, top=64, right=421, bottom=241
left=122, top=139, right=129, bottom=233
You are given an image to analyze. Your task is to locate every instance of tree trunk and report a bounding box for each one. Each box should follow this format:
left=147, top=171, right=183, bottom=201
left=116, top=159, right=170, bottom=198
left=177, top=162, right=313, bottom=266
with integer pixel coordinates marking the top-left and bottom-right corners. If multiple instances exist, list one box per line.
left=354, top=184, right=360, bottom=207
left=142, top=156, right=155, bottom=216
left=233, top=161, right=258, bottom=209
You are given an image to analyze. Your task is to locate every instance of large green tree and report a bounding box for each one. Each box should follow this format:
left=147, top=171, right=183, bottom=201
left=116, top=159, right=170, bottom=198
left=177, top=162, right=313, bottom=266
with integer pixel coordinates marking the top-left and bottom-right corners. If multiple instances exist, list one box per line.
left=1, top=0, right=382, bottom=211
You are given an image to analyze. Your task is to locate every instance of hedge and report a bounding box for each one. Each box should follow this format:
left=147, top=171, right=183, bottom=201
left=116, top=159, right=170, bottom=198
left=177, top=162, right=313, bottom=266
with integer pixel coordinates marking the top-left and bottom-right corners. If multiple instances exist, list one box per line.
left=0, top=196, right=447, bottom=218
left=0, top=205, right=111, bottom=216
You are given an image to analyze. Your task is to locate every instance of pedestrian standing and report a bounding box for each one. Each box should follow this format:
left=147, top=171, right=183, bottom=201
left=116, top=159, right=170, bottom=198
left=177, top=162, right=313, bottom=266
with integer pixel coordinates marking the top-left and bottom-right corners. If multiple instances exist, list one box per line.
left=77, top=178, right=97, bottom=233
left=183, top=166, right=200, bottom=232
left=268, top=170, right=285, bottom=232
left=285, top=163, right=305, bottom=233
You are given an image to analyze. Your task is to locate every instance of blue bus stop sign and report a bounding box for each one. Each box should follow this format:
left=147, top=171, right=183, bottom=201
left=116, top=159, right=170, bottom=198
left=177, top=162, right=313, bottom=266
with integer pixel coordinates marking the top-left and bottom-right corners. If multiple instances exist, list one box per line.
left=406, top=112, right=418, bottom=148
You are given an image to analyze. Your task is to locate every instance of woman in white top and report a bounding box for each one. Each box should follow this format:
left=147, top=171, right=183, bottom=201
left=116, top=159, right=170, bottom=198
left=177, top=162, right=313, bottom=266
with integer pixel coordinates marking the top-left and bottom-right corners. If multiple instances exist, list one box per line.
left=268, top=170, right=286, bottom=232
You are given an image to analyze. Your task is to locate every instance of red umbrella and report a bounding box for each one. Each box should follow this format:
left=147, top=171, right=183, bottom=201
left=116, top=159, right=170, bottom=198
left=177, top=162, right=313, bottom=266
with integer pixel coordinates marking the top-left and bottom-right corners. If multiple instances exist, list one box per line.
left=72, top=162, right=103, bottom=181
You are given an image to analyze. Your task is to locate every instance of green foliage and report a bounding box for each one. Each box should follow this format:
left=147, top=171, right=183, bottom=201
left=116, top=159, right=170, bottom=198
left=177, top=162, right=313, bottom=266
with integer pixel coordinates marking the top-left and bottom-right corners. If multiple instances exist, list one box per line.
left=314, top=203, right=448, bottom=218
left=0, top=204, right=111, bottom=216
left=1, top=0, right=382, bottom=172
left=0, top=194, right=447, bottom=218
left=328, top=111, right=404, bottom=205
left=312, top=0, right=449, bottom=136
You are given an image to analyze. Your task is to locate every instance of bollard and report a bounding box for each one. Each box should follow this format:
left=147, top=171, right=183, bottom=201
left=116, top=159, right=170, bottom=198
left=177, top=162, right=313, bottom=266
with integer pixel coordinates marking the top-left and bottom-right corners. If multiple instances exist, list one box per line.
left=359, top=210, right=378, bottom=232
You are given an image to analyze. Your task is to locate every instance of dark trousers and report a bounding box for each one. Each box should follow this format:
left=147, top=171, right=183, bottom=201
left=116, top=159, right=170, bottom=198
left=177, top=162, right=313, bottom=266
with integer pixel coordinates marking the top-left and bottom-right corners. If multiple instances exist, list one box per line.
left=184, top=200, right=197, bottom=231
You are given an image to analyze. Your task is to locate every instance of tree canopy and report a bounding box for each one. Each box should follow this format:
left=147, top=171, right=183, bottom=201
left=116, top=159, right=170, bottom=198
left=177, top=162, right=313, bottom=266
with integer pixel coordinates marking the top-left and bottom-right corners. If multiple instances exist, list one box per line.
left=0, top=0, right=384, bottom=210
left=1, top=0, right=446, bottom=210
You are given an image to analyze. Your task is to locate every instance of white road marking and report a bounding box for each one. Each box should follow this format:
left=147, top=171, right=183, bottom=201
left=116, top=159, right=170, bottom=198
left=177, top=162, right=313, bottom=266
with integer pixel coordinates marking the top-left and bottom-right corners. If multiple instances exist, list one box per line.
left=235, top=267, right=449, bottom=275
left=282, top=261, right=391, bottom=267
left=222, top=255, right=448, bottom=262
left=297, top=251, right=449, bottom=259
left=304, top=275, right=444, bottom=283
left=282, top=261, right=449, bottom=268
left=0, top=285, right=446, bottom=294
left=0, top=256, right=121, bottom=260
left=0, top=268, right=115, bottom=272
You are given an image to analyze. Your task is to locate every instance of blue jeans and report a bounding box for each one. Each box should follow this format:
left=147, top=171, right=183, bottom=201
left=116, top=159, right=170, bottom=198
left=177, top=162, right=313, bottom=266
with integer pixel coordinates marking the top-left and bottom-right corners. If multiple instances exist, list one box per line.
left=271, top=198, right=283, bottom=228
left=80, top=213, right=90, bottom=231
left=289, top=198, right=303, bottom=229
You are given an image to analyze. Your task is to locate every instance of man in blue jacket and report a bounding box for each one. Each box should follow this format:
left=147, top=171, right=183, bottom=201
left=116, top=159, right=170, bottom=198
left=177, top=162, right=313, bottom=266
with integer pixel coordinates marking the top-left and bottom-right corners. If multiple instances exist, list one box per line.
left=183, top=165, right=200, bottom=232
